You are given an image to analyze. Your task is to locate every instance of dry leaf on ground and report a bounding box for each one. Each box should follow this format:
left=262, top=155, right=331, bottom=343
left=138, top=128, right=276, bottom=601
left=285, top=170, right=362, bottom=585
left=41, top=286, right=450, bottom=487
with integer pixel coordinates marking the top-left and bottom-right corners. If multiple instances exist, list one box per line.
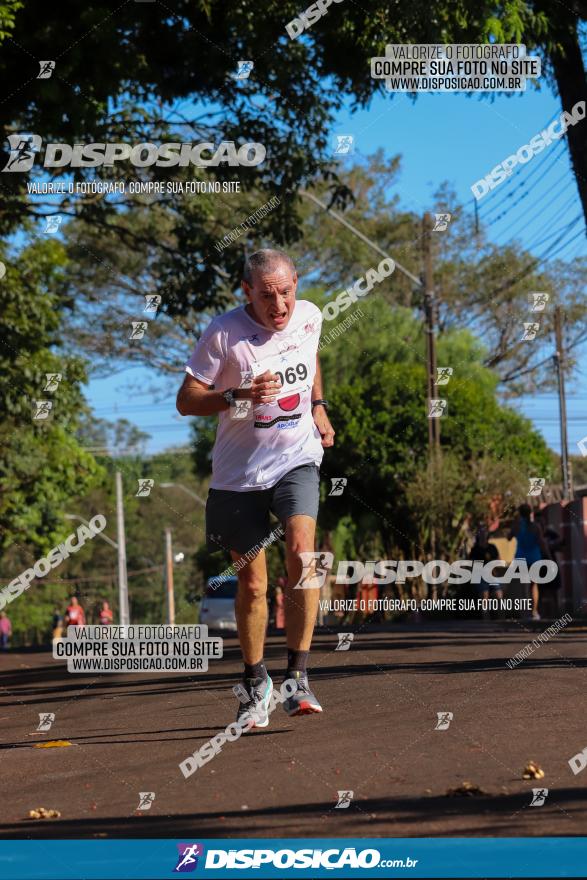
left=28, top=807, right=61, bottom=820
left=523, top=761, right=545, bottom=779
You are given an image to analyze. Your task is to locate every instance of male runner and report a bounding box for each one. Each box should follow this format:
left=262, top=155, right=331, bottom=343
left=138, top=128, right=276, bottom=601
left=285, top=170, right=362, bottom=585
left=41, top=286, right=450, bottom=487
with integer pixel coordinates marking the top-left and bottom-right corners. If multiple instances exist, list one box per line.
left=177, top=248, right=334, bottom=726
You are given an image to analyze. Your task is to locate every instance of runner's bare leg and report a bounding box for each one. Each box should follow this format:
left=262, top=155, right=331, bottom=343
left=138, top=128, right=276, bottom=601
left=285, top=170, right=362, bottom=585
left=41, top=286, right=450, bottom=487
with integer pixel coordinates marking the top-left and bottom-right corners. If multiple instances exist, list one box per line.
left=232, top=549, right=268, bottom=664
left=284, top=514, right=320, bottom=651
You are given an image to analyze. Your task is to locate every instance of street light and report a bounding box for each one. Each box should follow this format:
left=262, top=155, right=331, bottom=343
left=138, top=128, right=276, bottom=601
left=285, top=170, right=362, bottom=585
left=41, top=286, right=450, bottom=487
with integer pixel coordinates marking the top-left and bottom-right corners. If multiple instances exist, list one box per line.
left=162, top=535, right=187, bottom=625
left=160, top=482, right=207, bottom=507
left=64, top=514, right=118, bottom=549
left=164, top=528, right=175, bottom=625
left=115, top=471, right=130, bottom=626
left=299, top=189, right=423, bottom=287
left=159, top=484, right=203, bottom=624
left=64, top=496, right=129, bottom=627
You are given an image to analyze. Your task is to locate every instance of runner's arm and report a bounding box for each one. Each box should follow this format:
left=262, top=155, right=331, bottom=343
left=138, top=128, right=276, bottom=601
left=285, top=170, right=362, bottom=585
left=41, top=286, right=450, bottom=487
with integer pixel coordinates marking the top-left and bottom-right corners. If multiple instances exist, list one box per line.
left=312, top=355, right=335, bottom=447
left=177, top=374, right=231, bottom=416
left=177, top=372, right=282, bottom=416
left=312, top=355, right=325, bottom=407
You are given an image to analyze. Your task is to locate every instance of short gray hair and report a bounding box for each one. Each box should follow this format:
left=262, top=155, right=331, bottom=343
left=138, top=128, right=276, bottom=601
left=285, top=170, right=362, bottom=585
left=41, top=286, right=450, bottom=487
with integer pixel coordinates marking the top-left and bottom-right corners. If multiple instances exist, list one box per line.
left=242, top=249, right=296, bottom=286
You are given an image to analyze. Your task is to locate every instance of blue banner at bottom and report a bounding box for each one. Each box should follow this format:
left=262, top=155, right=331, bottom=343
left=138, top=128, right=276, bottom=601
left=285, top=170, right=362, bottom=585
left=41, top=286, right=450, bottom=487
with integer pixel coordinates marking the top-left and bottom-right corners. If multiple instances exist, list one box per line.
left=0, top=838, right=584, bottom=879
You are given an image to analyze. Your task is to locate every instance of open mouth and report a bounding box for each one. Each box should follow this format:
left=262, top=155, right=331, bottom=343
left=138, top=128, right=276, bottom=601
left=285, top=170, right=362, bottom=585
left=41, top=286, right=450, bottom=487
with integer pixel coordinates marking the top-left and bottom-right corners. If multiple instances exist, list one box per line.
left=271, top=311, right=287, bottom=324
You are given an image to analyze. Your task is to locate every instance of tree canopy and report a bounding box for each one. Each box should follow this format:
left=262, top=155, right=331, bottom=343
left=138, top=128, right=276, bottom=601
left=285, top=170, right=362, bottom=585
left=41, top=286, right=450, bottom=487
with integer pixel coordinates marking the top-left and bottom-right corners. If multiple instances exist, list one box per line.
left=59, top=154, right=586, bottom=394
left=0, top=238, right=103, bottom=556
left=313, top=297, right=553, bottom=558
left=1, top=0, right=584, bottom=238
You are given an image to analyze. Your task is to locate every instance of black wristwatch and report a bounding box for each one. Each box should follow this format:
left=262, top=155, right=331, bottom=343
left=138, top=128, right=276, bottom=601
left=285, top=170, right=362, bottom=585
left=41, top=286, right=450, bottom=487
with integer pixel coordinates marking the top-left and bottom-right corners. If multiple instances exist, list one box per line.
left=222, top=388, right=237, bottom=407
left=312, top=399, right=329, bottom=411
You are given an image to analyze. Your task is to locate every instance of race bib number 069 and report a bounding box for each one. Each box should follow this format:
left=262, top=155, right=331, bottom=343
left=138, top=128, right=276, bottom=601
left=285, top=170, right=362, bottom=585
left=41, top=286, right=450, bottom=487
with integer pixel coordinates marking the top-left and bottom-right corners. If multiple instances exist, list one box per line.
left=251, top=351, right=312, bottom=399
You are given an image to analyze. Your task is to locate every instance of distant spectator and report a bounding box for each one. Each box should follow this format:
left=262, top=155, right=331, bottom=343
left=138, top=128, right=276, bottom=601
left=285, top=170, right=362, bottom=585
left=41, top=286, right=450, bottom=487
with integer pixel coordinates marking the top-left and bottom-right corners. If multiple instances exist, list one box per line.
left=64, top=596, right=86, bottom=627
left=52, top=608, right=64, bottom=641
left=99, top=600, right=113, bottom=626
left=0, top=612, right=12, bottom=650
left=509, top=504, right=549, bottom=620
left=470, top=526, right=503, bottom=615
left=534, top=510, right=565, bottom=556
left=534, top=510, right=565, bottom=614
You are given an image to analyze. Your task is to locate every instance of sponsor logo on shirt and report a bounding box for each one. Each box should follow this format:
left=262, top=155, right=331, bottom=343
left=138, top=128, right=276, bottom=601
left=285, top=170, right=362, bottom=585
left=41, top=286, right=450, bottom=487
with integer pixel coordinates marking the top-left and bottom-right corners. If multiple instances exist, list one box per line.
left=253, top=393, right=303, bottom=429
left=278, top=394, right=301, bottom=411
left=254, top=412, right=303, bottom=429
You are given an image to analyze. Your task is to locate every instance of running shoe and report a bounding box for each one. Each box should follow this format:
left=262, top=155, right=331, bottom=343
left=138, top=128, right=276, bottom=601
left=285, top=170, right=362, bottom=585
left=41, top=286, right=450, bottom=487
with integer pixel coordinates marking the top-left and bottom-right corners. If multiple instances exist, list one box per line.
left=282, top=670, right=323, bottom=716
left=236, top=675, right=273, bottom=729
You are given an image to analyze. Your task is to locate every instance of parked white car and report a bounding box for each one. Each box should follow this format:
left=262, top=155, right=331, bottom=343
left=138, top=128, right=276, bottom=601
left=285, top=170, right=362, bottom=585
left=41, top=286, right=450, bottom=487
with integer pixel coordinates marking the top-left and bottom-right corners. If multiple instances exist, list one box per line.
left=198, top=576, right=238, bottom=631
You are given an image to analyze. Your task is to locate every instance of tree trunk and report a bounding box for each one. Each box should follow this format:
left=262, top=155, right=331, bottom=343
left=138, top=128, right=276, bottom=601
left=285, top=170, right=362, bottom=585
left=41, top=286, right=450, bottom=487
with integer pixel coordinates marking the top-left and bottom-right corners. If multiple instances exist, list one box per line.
left=546, top=13, right=587, bottom=234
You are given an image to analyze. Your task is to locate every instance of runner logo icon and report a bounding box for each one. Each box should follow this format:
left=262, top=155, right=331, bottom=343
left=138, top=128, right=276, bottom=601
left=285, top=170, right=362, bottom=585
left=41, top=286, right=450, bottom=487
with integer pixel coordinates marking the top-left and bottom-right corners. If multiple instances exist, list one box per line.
left=2, top=134, right=42, bottom=172
left=335, top=632, right=354, bottom=651
left=136, top=792, right=155, bottom=811
left=435, top=711, right=453, bottom=730
left=335, top=790, right=353, bottom=808
left=329, top=477, right=347, bottom=496
left=37, top=712, right=55, bottom=731
left=530, top=788, right=549, bottom=806
left=294, top=552, right=334, bottom=589
left=174, top=843, right=204, bottom=872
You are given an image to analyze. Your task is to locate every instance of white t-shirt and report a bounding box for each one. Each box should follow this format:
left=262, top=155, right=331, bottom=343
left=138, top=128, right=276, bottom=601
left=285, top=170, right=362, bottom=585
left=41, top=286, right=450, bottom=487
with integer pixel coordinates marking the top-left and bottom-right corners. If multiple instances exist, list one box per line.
left=185, top=300, right=324, bottom=491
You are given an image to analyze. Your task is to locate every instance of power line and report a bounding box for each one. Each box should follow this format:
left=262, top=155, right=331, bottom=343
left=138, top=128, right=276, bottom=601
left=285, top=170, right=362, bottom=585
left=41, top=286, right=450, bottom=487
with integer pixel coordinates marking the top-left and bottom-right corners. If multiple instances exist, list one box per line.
left=477, top=108, right=565, bottom=204
left=490, top=171, right=572, bottom=238
left=543, top=226, right=585, bottom=263
left=484, top=214, right=583, bottom=299
left=500, top=193, right=581, bottom=251
left=480, top=138, right=567, bottom=220
left=516, top=194, right=578, bottom=252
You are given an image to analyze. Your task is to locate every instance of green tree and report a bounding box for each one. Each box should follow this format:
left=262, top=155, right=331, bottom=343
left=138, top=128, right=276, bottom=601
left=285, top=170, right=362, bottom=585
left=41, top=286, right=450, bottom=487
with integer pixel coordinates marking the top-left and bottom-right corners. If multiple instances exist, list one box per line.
left=60, top=155, right=586, bottom=395
left=0, top=238, right=102, bottom=556
left=63, top=450, right=209, bottom=625
left=1, top=1, right=583, bottom=237
left=315, top=299, right=552, bottom=557
left=0, top=0, right=22, bottom=43
left=6, top=446, right=212, bottom=645
left=293, top=171, right=586, bottom=396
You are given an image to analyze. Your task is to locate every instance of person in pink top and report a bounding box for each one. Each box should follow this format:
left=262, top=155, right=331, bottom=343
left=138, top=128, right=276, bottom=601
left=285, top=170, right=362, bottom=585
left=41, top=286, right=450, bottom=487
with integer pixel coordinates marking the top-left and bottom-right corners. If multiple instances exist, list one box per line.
left=99, top=600, right=113, bottom=626
left=65, top=596, right=85, bottom=627
left=0, top=612, right=11, bottom=650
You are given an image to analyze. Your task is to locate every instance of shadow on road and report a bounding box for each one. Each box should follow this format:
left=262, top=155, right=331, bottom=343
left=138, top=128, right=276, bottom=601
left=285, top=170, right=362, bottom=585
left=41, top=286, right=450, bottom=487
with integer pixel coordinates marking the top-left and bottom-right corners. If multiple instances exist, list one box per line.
left=1, top=629, right=584, bottom=710
left=2, top=787, right=586, bottom=839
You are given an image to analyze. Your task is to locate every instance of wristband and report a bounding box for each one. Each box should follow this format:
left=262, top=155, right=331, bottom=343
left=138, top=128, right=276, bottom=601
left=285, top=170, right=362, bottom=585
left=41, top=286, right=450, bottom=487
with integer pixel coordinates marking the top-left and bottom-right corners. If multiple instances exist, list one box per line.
left=312, top=399, right=329, bottom=411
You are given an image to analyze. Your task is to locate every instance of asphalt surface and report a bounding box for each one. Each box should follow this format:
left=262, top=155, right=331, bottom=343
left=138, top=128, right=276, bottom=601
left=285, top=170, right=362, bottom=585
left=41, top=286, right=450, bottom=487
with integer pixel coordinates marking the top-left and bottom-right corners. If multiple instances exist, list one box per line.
left=1, top=622, right=586, bottom=839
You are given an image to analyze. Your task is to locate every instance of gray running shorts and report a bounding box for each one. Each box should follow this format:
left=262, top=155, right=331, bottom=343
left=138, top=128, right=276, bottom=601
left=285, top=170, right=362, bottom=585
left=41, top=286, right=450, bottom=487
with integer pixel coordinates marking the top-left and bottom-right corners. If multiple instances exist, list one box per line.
left=206, top=463, right=320, bottom=555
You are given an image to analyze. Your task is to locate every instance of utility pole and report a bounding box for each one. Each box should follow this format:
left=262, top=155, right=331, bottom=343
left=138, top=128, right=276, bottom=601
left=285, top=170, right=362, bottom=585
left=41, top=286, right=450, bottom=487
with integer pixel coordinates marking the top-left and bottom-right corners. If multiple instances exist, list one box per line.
left=473, top=198, right=479, bottom=238
left=115, top=471, right=130, bottom=626
left=423, top=213, right=440, bottom=451
left=164, top=528, right=175, bottom=625
left=554, top=306, right=573, bottom=500
left=422, top=213, right=441, bottom=572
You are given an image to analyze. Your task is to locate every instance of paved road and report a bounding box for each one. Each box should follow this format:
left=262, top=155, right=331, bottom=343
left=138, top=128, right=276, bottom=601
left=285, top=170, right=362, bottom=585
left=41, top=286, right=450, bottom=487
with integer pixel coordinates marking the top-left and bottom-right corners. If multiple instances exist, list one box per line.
left=1, top=622, right=586, bottom=839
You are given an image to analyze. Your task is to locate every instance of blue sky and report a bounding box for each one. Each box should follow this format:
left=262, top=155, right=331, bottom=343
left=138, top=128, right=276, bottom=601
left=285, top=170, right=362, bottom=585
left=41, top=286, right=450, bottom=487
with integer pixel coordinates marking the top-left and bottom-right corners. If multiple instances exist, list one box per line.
left=85, top=83, right=587, bottom=460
